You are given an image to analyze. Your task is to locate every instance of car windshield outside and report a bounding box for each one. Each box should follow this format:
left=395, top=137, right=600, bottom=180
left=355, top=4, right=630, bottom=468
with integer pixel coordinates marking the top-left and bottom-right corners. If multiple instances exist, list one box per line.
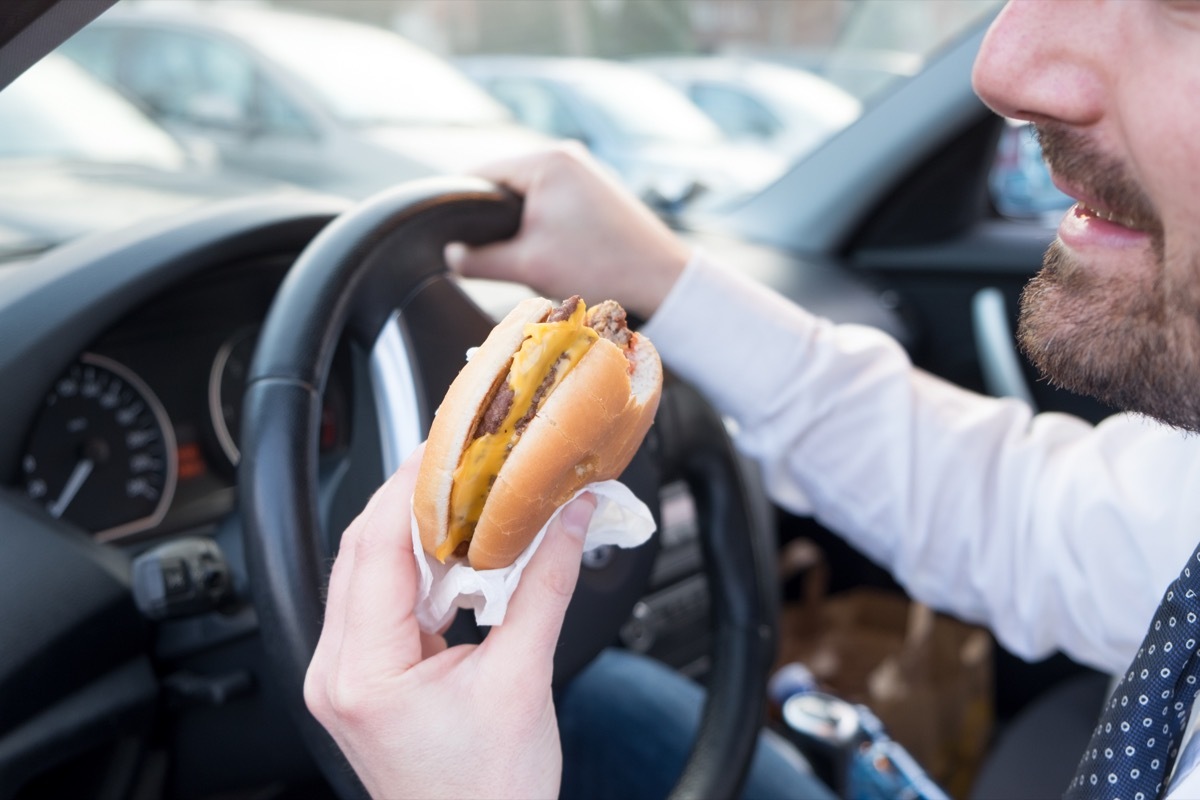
left=1, top=0, right=1055, bottom=266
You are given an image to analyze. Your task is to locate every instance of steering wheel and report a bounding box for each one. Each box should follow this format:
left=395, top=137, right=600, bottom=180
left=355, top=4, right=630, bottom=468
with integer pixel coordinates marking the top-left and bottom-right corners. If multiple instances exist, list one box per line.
left=239, top=177, right=779, bottom=800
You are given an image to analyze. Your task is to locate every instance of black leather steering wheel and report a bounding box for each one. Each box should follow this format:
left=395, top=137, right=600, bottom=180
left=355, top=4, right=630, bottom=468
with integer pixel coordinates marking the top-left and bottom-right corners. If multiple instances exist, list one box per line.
left=239, top=177, right=779, bottom=800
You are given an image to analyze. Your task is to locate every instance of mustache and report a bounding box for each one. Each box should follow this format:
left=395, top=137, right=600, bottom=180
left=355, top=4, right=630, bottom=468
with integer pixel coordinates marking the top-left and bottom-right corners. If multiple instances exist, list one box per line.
left=1033, top=122, right=1161, bottom=235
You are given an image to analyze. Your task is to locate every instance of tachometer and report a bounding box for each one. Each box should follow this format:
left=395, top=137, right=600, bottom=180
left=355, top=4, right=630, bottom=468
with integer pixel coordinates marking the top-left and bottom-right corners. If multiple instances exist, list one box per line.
left=209, top=326, right=349, bottom=467
left=209, top=326, right=255, bottom=467
left=21, top=354, right=178, bottom=541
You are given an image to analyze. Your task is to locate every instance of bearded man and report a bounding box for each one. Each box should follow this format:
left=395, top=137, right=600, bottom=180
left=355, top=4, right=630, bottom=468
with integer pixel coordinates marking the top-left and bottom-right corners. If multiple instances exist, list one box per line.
left=307, top=3, right=1200, bottom=799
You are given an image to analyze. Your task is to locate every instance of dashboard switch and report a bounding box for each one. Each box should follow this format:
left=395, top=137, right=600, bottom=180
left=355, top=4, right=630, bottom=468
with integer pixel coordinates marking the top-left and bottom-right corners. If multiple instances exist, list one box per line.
left=162, top=559, right=191, bottom=598
left=133, top=537, right=231, bottom=619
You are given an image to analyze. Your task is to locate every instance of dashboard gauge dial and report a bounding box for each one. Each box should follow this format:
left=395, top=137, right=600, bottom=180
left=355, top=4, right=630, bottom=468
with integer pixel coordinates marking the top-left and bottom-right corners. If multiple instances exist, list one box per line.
left=209, top=326, right=348, bottom=467
left=209, top=326, right=255, bottom=467
left=21, top=354, right=178, bottom=542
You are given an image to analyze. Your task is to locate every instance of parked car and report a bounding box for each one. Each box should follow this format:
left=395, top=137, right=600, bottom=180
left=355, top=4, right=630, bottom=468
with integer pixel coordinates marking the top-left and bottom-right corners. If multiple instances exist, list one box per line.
left=0, top=53, right=286, bottom=262
left=633, top=55, right=862, bottom=162
left=58, top=3, right=554, bottom=200
left=2, top=2, right=1115, bottom=800
left=457, top=55, right=788, bottom=210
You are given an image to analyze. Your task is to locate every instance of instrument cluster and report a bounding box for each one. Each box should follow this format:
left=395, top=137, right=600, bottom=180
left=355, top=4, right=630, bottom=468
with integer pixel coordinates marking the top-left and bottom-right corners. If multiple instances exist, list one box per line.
left=16, top=256, right=352, bottom=542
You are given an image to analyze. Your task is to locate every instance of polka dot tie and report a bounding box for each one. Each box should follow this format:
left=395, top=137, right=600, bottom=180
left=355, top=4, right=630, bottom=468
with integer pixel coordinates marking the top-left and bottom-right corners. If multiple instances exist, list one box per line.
left=1064, top=545, right=1200, bottom=800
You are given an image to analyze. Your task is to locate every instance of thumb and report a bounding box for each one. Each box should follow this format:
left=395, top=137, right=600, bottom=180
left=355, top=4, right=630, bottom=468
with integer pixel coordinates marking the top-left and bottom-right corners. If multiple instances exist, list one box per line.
left=445, top=238, right=528, bottom=284
left=485, top=493, right=595, bottom=666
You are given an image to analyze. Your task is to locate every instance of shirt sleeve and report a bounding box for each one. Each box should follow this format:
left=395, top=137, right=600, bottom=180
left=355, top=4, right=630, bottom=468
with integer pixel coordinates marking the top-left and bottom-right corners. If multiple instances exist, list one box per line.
left=641, top=250, right=1200, bottom=674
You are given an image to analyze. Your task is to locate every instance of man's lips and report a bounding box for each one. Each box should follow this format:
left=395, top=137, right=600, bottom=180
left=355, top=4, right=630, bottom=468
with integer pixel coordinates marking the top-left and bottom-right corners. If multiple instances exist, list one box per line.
left=1071, top=202, right=1140, bottom=230
left=1050, top=175, right=1142, bottom=230
left=1049, top=174, right=1151, bottom=250
left=1057, top=201, right=1150, bottom=251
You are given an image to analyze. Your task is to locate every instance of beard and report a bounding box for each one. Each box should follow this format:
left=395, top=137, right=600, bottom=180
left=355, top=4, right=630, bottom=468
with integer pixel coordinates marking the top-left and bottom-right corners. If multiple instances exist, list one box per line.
left=1015, top=126, right=1200, bottom=431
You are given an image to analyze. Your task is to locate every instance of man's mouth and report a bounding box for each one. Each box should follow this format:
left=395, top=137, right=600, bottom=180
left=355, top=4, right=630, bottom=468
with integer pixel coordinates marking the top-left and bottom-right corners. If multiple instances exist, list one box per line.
left=1054, top=180, right=1153, bottom=251
left=1073, top=202, right=1141, bottom=231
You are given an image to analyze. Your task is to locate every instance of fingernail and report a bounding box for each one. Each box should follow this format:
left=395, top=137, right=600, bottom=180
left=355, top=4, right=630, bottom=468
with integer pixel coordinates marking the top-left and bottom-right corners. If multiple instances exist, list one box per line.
left=560, top=494, right=596, bottom=541
left=444, top=242, right=466, bottom=272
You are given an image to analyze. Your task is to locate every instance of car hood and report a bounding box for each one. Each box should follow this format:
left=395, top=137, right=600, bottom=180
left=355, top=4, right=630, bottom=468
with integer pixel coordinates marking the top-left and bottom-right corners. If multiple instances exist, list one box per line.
left=0, top=160, right=296, bottom=257
left=359, top=122, right=556, bottom=174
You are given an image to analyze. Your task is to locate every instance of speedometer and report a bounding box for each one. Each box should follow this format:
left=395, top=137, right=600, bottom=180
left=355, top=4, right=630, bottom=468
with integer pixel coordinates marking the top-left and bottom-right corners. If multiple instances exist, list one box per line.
left=21, top=354, right=178, bottom=542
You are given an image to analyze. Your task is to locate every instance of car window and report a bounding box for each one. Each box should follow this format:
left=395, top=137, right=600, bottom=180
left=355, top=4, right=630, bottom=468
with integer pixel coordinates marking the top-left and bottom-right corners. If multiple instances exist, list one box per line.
left=688, top=83, right=782, bottom=141
left=565, top=68, right=724, bottom=146
left=257, top=78, right=314, bottom=138
left=122, top=29, right=256, bottom=130
left=488, top=78, right=586, bottom=142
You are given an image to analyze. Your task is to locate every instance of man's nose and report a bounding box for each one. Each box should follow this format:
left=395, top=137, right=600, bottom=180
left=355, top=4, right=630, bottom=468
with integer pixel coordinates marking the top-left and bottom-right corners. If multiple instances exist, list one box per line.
left=971, top=0, right=1105, bottom=128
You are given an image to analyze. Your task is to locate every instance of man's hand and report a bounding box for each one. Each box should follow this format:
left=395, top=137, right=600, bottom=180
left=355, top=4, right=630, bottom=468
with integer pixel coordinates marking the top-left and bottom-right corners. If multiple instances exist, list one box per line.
left=304, top=445, right=596, bottom=800
left=448, top=143, right=691, bottom=321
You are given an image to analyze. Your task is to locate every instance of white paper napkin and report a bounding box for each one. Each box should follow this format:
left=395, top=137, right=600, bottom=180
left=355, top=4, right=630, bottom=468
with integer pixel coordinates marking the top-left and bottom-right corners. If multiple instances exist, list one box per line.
left=411, top=480, right=656, bottom=632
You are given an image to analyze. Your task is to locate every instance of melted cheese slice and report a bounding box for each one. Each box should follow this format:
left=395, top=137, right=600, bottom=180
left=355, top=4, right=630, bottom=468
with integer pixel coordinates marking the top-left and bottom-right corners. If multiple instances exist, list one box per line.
left=438, top=301, right=599, bottom=562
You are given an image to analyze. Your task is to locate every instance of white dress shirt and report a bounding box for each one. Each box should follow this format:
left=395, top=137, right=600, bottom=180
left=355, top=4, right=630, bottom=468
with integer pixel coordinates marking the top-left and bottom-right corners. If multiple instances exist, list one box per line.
left=640, top=252, right=1200, bottom=797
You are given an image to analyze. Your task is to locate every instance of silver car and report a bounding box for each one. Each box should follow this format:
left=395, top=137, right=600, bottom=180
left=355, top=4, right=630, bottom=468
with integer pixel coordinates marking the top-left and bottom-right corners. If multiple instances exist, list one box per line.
left=59, top=3, right=555, bottom=200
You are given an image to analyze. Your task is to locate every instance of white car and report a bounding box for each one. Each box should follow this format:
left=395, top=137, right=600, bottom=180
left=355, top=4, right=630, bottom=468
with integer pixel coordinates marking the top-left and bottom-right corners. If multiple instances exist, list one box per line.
left=59, top=3, right=555, bottom=200
left=634, top=56, right=862, bottom=163
left=458, top=55, right=788, bottom=210
left=0, top=53, right=288, bottom=261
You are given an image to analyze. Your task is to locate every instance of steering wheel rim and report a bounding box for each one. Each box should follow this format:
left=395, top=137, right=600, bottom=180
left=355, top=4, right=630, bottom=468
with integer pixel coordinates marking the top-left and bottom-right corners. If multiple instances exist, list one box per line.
left=238, top=177, right=778, bottom=800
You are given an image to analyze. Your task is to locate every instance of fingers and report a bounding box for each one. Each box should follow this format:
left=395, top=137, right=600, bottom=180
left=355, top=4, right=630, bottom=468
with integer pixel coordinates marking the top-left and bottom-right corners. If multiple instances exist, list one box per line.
left=446, top=237, right=527, bottom=284
left=420, top=631, right=448, bottom=660
left=470, top=140, right=592, bottom=195
left=307, top=456, right=399, bottom=688
left=485, top=493, right=596, bottom=671
left=446, top=143, right=593, bottom=285
left=307, top=444, right=426, bottom=715
left=333, top=446, right=427, bottom=677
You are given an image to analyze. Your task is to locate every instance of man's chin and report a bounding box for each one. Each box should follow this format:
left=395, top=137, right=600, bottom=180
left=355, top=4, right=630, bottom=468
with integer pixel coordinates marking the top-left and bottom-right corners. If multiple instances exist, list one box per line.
left=1016, top=241, right=1200, bottom=433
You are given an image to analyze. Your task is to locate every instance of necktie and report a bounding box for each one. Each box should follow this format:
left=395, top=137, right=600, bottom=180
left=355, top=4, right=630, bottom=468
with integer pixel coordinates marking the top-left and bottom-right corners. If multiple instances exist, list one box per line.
left=1065, top=544, right=1200, bottom=800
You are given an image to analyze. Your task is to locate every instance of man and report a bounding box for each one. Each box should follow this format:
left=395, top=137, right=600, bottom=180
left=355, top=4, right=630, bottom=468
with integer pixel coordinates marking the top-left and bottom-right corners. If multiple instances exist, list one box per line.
left=305, top=2, right=1200, bottom=798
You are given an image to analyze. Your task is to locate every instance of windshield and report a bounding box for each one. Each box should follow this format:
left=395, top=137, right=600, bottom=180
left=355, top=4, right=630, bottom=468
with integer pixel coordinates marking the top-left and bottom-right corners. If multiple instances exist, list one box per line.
left=232, top=13, right=513, bottom=127
left=0, top=0, right=1016, bottom=262
left=0, top=53, right=185, bottom=168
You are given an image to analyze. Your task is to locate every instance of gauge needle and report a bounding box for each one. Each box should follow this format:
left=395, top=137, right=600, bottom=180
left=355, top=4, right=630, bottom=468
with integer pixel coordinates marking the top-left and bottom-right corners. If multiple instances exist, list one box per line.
left=49, top=458, right=94, bottom=519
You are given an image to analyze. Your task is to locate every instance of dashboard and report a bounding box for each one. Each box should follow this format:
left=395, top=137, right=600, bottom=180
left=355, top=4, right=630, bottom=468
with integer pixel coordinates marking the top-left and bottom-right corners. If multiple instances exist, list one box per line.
left=13, top=255, right=353, bottom=544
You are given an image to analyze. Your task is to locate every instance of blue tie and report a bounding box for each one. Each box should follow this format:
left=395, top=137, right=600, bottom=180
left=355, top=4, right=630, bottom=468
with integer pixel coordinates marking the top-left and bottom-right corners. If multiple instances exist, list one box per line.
left=1064, top=544, right=1200, bottom=800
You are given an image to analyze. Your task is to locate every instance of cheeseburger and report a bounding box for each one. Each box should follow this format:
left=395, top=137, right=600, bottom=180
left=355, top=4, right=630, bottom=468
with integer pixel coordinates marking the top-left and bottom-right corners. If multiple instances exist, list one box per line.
left=414, top=295, right=661, bottom=570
